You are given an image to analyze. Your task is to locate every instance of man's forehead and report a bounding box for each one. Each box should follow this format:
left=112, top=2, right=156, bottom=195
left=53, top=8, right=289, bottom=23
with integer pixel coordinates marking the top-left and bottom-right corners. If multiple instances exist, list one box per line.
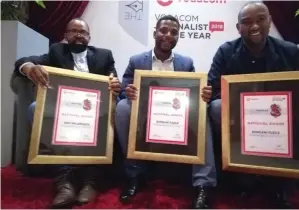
left=160, top=20, right=178, bottom=27
left=68, top=20, right=89, bottom=30
left=240, top=3, right=269, bottom=18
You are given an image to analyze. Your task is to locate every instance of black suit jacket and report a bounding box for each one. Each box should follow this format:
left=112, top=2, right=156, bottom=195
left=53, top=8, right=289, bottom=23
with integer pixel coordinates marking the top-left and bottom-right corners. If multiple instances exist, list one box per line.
left=208, top=36, right=299, bottom=101
left=14, top=43, right=117, bottom=77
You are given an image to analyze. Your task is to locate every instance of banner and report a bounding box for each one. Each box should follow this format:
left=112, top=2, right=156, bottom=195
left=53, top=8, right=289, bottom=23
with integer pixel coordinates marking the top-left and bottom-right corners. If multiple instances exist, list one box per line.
left=82, top=0, right=282, bottom=80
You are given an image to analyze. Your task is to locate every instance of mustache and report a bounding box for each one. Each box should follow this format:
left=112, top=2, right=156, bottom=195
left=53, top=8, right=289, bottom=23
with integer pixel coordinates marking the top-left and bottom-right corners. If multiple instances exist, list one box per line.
left=73, top=37, right=85, bottom=42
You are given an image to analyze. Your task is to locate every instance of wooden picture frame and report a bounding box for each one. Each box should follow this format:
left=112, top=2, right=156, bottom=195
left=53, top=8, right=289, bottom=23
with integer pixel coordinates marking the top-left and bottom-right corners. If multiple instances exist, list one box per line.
left=221, top=71, right=299, bottom=178
left=127, top=70, right=207, bottom=165
left=28, top=66, right=115, bottom=164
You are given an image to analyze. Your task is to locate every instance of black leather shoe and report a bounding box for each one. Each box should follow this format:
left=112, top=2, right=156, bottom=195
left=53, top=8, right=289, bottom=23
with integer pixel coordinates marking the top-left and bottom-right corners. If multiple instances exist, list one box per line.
left=51, top=169, right=76, bottom=209
left=192, top=186, right=210, bottom=209
left=77, top=184, right=97, bottom=205
left=77, top=167, right=98, bottom=205
left=52, top=182, right=76, bottom=209
left=119, top=177, right=140, bottom=203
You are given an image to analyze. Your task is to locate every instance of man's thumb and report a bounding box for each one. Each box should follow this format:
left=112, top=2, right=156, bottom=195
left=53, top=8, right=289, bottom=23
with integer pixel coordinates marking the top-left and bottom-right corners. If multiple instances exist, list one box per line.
left=109, top=73, right=113, bottom=79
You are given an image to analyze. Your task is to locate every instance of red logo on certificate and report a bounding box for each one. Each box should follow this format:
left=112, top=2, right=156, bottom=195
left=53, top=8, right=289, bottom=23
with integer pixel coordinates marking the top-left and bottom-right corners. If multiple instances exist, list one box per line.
left=270, top=103, right=281, bottom=118
left=172, top=98, right=181, bottom=110
left=83, top=99, right=92, bottom=111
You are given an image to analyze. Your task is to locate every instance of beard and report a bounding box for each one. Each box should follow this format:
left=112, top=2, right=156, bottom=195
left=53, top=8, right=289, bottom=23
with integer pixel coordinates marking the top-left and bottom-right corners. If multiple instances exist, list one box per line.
left=68, top=43, right=88, bottom=53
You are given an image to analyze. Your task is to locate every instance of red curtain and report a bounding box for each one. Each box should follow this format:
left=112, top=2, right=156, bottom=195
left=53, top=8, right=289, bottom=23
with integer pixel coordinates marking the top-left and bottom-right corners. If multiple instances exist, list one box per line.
left=27, top=1, right=89, bottom=44
left=264, top=1, right=299, bottom=44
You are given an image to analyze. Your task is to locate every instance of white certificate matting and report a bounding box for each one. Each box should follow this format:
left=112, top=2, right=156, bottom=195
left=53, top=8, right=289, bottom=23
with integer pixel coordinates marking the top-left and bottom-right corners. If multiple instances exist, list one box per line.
left=146, top=86, right=190, bottom=145
left=241, top=92, right=293, bottom=158
left=52, top=85, right=100, bottom=146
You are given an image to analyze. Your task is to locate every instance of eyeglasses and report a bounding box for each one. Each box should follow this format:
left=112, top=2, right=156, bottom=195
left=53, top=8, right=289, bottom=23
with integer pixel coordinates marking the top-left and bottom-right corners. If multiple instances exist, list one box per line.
left=67, top=29, right=89, bottom=37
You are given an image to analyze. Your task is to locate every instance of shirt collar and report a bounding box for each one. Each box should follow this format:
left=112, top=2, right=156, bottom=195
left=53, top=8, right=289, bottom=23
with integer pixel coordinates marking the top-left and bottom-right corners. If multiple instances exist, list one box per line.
left=71, top=50, right=87, bottom=58
left=152, top=50, right=174, bottom=62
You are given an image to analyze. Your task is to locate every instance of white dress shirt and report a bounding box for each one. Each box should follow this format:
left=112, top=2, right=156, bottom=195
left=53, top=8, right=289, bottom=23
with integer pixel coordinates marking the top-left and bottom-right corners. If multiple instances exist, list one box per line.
left=72, top=50, right=89, bottom=72
left=152, top=50, right=174, bottom=71
left=19, top=50, right=89, bottom=75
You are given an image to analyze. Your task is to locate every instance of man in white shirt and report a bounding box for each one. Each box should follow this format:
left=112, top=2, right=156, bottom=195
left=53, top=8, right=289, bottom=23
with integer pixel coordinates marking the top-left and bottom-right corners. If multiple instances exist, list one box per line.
left=115, top=15, right=215, bottom=209
left=14, top=18, right=121, bottom=208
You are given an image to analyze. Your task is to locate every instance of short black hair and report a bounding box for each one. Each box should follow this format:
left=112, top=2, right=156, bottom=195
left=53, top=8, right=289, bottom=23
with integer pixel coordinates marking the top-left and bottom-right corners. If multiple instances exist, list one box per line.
left=238, top=1, right=269, bottom=23
left=156, top=15, right=180, bottom=29
left=66, top=17, right=90, bottom=32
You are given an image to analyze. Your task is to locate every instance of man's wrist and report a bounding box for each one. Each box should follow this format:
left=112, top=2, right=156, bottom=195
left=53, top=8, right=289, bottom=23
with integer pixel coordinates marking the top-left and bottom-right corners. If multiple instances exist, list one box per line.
left=19, top=62, right=34, bottom=76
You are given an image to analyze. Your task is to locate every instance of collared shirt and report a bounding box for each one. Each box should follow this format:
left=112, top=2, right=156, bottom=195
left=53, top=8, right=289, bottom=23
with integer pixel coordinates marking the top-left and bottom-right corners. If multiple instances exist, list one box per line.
left=152, top=50, right=174, bottom=71
left=72, top=50, right=89, bottom=72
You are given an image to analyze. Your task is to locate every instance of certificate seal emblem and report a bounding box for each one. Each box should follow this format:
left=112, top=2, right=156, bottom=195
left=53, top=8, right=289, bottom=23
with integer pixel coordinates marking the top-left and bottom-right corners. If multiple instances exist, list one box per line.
left=83, top=99, right=92, bottom=111
left=172, top=98, right=181, bottom=110
left=270, top=103, right=281, bottom=118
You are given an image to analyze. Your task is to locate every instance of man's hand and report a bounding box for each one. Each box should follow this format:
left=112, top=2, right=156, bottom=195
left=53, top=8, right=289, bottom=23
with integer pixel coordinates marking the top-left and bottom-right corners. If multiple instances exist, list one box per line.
left=108, top=73, right=121, bottom=96
left=22, top=64, right=49, bottom=88
left=125, top=84, right=137, bottom=100
left=201, top=86, right=212, bottom=103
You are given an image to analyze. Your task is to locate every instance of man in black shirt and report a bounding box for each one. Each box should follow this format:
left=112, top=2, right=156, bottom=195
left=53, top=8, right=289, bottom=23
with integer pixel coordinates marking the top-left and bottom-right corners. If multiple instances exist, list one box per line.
left=208, top=2, right=299, bottom=208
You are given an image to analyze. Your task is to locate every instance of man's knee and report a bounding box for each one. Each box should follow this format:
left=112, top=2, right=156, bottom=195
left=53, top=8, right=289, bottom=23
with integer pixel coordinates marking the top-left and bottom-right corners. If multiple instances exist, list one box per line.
left=209, top=99, right=221, bottom=125
left=115, top=98, right=131, bottom=119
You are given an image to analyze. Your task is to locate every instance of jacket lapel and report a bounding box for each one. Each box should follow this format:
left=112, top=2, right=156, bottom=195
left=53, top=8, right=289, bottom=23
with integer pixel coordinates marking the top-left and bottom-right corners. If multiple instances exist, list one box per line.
left=144, top=50, right=153, bottom=70
left=63, top=51, right=75, bottom=70
left=173, top=53, right=183, bottom=71
left=86, top=49, right=95, bottom=73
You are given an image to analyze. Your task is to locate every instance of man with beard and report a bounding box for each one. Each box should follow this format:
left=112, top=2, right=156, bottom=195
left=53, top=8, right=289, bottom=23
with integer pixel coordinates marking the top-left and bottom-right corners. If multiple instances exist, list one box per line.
left=208, top=2, right=299, bottom=208
left=115, top=15, right=216, bottom=209
left=14, top=18, right=121, bottom=208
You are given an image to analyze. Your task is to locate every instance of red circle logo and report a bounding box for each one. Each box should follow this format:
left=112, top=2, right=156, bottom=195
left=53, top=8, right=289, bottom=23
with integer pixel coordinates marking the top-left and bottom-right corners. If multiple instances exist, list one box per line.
left=157, top=0, right=173, bottom=6
left=172, top=98, right=181, bottom=110
left=83, top=99, right=92, bottom=111
left=270, top=103, right=281, bottom=118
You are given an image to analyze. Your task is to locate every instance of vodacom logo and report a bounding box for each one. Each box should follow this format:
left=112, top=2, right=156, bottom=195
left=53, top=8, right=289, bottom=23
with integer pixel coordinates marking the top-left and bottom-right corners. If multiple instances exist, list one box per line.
left=157, top=0, right=173, bottom=7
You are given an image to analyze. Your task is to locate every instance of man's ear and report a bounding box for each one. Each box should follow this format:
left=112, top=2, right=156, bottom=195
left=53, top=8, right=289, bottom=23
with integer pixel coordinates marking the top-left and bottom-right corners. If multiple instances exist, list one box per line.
left=268, top=15, right=272, bottom=27
left=64, top=33, right=68, bottom=41
left=153, top=30, right=156, bottom=39
left=236, top=23, right=241, bottom=34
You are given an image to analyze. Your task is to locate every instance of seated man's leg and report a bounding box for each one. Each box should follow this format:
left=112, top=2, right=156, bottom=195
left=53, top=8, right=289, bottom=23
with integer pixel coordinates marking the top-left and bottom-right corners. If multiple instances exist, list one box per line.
left=115, top=98, right=147, bottom=202
left=28, top=101, right=36, bottom=125
left=208, top=99, right=222, bottom=172
left=208, top=99, right=256, bottom=190
left=28, top=102, right=76, bottom=208
left=192, top=115, right=217, bottom=209
left=209, top=99, right=221, bottom=132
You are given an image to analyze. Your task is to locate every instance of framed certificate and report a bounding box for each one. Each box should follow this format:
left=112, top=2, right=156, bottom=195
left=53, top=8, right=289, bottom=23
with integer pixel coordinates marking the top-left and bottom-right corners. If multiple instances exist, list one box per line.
left=127, top=70, right=207, bottom=164
left=28, top=66, right=115, bottom=164
left=221, top=71, right=299, bottom=178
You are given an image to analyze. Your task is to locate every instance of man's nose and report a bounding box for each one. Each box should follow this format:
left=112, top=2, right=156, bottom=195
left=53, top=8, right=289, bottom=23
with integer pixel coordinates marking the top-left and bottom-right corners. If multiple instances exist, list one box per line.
left=164, top=31, right=173, bottom=40
left=250, top=23, right=260, bottom=31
